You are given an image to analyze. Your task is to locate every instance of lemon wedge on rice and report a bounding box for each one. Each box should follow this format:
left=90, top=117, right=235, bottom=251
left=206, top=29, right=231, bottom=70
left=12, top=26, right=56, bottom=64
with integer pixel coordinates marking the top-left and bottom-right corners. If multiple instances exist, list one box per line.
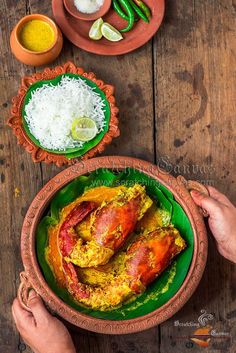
left=71, top=117, right=98, bottom=142
left=89, top=18, right=103, bottom=40
left=101, top=23, right=123, bottom=42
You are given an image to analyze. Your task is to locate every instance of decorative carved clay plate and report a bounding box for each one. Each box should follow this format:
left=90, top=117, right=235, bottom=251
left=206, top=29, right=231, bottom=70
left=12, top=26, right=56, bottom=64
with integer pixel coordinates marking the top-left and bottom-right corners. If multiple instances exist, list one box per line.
left=8, top=62, right=119, bottom=167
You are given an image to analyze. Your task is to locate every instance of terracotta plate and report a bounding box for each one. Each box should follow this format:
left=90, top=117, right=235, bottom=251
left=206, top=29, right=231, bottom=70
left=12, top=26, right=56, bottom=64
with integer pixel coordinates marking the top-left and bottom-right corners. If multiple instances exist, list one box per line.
left=19, top=157, right=208, bottom=334
left=52, top=0, right=165, bottom=55
left=7, top=62, right=119, bottom=167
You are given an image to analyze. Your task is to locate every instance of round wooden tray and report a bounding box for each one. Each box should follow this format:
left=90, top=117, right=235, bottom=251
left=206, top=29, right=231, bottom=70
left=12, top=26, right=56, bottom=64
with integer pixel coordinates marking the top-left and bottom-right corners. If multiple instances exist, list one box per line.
left=52, top=0, right=165, bottom=55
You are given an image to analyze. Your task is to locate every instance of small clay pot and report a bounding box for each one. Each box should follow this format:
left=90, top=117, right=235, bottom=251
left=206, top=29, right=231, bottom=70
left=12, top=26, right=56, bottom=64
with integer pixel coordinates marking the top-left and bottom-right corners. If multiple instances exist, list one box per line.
left=64, top=0, right=111, bottom=21
left=18, top=156, right=209, bottom=334
left=10, top=14, right=63, bottom=67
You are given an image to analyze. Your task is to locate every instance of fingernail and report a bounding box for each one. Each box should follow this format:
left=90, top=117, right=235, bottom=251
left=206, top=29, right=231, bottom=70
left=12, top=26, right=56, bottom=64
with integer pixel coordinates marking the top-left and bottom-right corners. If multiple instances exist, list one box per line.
left=190, top=190, right=201, bottom=197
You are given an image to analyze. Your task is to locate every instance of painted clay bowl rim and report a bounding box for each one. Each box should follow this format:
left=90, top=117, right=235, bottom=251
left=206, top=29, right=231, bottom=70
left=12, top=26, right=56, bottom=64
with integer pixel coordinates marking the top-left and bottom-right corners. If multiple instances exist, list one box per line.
left=7, top=62, right=119, bottom=167
left=20, top=156, right=208, bottom=334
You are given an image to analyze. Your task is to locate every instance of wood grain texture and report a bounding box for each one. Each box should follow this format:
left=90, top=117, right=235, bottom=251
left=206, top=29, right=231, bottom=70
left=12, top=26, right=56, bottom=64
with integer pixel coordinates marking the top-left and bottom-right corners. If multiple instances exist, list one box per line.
left=154, top=1, right=236, bottom=352
left=0, top=0, right=235, bottom=352
left=154, top=0, right=236, bottom=202
left=0, top=1, right=42, bottom=353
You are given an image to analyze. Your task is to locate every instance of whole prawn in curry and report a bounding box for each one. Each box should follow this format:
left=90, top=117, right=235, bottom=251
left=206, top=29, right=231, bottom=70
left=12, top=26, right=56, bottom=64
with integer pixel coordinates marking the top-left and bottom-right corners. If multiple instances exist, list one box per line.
left=46, top=184, right=186, bottom=311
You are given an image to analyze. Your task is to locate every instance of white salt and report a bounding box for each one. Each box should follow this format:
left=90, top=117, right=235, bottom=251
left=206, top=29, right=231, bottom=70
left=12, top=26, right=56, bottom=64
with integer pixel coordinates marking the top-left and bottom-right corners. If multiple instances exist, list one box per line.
left=74, top=0, right=104, bottom=14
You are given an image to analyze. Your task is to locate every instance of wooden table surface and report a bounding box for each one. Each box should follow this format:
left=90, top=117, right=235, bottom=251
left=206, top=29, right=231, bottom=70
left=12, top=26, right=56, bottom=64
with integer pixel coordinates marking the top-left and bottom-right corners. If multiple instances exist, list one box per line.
left=0, top=1, right=235, bottom=352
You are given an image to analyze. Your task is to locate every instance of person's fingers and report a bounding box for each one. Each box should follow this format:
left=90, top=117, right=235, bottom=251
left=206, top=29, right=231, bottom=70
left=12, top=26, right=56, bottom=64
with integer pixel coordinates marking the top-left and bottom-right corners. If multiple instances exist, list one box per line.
left=27, top=290, right=52, bottom=325
left=190, top=190, right=223, bottom=216
left=207, top=186, right=233, bottom=206
left=12, top=298, right=35, bottom=329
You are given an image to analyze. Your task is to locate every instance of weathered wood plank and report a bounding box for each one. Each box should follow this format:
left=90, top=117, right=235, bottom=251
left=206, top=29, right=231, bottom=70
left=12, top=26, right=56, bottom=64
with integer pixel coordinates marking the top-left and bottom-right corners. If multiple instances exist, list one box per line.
left=71, top=327, right=159, bottom=353
left=154, top=1, right=236, bottom=352
left=0, top=1, right=43, bottom=352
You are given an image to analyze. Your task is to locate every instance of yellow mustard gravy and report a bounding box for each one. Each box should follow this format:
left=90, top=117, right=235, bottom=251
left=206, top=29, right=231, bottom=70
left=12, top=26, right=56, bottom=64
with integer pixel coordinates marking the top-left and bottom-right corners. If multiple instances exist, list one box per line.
left=46, top=185, right=182, bottom=311
left=19, top=19, right=55, bottom=52
left=119, top=262, right=177, bottom=316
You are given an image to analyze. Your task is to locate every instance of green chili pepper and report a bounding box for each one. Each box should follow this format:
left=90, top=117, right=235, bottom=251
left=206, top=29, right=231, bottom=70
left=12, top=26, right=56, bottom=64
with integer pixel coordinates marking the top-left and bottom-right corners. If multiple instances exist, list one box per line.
left=117, top=0, right=135, bottom=32
left=128, top=0, right=149, bottom=23
left=112, top=0, right=129, bottom=21
left=133, top=0, right=151, bottom=19
left=113, top=0, right=138, bottom=22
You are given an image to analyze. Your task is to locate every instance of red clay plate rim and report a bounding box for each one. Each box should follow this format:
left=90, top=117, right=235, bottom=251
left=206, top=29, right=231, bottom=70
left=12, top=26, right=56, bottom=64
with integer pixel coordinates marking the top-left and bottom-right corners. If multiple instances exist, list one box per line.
left=52, top=0, right=165, bottom=55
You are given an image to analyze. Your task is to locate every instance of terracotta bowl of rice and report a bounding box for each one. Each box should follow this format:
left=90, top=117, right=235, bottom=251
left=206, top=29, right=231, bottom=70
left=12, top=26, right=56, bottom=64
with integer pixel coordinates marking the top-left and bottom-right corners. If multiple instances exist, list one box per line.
left=7, top=61, right=119, bottom=167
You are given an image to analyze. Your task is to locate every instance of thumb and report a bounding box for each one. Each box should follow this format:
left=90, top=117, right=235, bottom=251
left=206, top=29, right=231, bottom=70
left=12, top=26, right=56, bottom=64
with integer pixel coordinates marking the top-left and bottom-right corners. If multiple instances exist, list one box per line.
left=191, top=190, right=222, bottom=217
left=27, top=289, right=51, bottom=324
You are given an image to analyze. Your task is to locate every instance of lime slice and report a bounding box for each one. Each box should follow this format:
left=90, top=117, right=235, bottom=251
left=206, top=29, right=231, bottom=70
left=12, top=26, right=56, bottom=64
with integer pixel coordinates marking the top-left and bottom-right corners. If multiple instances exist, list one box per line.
left=89, top=18, right=103, bottom=40
left=71, top=117, right=98, bottom=142
left=101, top=23, right=123, bottom=42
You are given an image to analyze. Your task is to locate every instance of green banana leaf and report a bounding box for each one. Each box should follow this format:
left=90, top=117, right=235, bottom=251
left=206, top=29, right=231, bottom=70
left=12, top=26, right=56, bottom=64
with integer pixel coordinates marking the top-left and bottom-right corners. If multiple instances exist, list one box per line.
left=22, top=73, right=111, bottom=158
left=36, top=168, right=194, bottom=320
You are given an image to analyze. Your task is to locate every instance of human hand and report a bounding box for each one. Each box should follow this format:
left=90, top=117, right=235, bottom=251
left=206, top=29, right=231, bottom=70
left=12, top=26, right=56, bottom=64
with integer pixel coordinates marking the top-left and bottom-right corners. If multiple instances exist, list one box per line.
left=191, top=186, right=236, bottom=264
left=12, top=290, right=76, bottom=353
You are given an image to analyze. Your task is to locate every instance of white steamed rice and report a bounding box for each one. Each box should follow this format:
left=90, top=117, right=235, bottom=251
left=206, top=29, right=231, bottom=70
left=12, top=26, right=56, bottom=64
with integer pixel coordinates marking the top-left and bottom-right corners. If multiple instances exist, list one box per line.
left=24, top=75, right=106, bottom=151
